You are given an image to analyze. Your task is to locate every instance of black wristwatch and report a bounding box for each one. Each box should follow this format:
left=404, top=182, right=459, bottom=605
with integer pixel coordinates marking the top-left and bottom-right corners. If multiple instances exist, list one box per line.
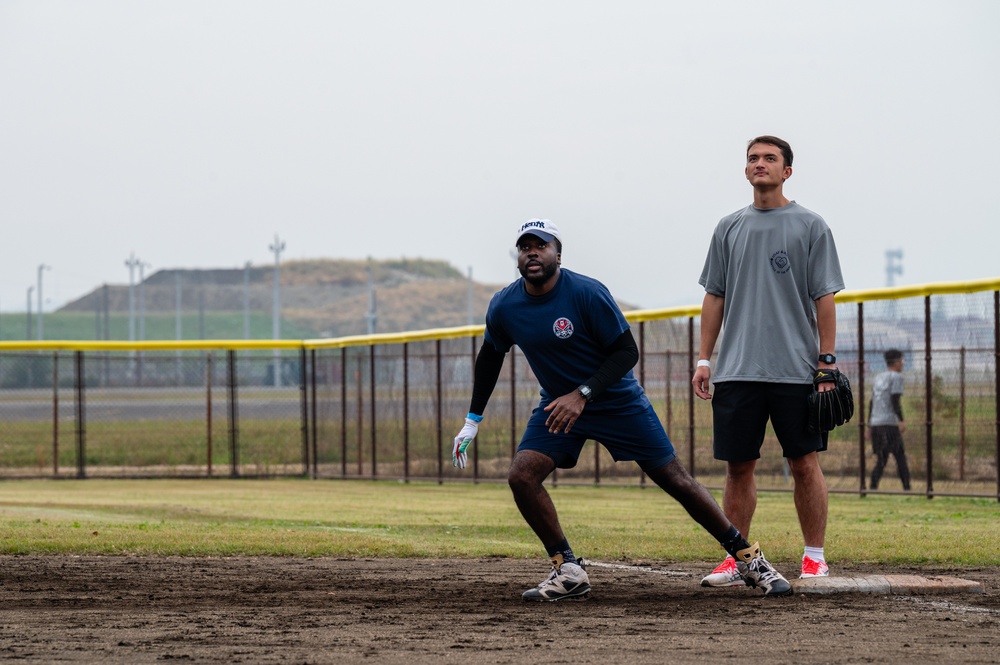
left=818, top=353, right=837, bottom=364
left=577, top=385, right=593, bottom=402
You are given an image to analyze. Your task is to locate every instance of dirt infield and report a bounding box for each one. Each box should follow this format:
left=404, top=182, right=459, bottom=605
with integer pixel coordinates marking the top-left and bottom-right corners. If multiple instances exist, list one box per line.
left=1, top=556, right=997, bottom=664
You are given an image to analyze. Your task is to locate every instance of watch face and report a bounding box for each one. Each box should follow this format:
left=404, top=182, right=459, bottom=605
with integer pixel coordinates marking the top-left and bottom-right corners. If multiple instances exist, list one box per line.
left=819, top=354, right=836, bottom=364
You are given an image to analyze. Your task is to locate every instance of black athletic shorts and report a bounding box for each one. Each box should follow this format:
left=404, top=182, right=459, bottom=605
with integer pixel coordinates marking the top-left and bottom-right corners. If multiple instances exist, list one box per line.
left=711, top=381, right=827, bottom=462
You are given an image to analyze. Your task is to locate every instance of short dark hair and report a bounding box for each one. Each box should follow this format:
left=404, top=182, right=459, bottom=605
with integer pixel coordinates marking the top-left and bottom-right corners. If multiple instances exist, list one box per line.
left=747, top=135, right=793, bottom=167
left=884, top=349, right=903, bottom=364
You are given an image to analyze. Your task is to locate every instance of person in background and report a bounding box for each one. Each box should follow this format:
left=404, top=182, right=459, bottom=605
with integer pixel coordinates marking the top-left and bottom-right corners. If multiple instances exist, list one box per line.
left=868, top=349, right=911, bottom=491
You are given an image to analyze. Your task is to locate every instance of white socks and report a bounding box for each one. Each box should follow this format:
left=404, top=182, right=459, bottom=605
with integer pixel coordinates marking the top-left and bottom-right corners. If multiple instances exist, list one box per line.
left=803, top=546, right=825, bottom=562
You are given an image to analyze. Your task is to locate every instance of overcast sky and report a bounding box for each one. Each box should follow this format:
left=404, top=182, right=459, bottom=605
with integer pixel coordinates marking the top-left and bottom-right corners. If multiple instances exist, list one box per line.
left=1, top=0, right=998, bottom=317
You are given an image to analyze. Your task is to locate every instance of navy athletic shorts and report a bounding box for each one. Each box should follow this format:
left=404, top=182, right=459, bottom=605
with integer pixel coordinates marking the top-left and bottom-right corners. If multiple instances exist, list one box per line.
left=517, top=402, right=676, bottom=472
left=711, top=381, right=827, bottom=462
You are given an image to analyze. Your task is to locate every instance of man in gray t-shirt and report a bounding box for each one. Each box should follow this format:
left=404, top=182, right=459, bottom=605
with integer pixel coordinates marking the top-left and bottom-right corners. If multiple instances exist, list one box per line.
left=692, top=136, right=845, bottom=586
left=867, top=349, right=910, bottom=490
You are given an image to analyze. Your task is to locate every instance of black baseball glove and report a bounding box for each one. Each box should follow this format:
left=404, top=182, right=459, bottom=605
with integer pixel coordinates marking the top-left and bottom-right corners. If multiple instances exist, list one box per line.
left=807, top=369, right=854, bottom=433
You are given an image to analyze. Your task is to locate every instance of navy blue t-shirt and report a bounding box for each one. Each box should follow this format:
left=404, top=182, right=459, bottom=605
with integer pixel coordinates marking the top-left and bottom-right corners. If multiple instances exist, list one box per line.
left=484, top=269, right=649, bottom=413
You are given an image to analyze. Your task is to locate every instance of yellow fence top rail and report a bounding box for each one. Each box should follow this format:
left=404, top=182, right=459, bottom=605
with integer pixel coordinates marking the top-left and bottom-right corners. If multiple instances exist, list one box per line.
left=833, top=276, right=1000, bottom=304
left=1, top=277, right=996, bottom=352
left=0, top=339, right=306, bottom=352
left=303, top=325, right=485, bottom=349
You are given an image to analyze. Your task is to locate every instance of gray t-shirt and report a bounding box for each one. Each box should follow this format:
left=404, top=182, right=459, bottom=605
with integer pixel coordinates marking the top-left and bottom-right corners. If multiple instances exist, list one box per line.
left=869, top=370, right=904, bottom=426
left=699, top=201, right=845, bottom=383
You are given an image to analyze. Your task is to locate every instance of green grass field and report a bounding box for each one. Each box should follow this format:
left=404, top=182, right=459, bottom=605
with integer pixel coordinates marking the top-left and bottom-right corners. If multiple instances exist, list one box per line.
left=1, top=478, right=997, bottom=566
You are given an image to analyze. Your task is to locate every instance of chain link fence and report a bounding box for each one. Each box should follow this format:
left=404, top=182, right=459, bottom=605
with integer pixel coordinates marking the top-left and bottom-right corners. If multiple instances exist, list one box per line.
left=2, top=281, right=998, bottom=499
left=0, top=348, right=306, bottom=478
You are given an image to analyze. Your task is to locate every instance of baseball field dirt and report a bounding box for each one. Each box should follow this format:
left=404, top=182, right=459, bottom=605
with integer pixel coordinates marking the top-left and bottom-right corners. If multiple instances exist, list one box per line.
left=1, top=556, right=997, bottom=664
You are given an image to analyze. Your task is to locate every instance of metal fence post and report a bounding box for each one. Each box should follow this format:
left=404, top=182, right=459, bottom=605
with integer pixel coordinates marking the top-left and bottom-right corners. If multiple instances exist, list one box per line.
left=959, top=346, right=966, bottom=481
left=924, top=296, right=933, bottom=498
left=687, top=316, right=696, bottom=477
left=227, top=349, right=239, bottom=478
left=300, top=347, right=309, bottom=477
left=404, top=342, right=410, bottom=483
left=509, top=347, right=517, bottom=458
left=356, top=354, right=363, bottom=476
left=52, top=352, right=59, bottom=477
left=994, top=290, right=999, bottom=503
left=436, top=338, right=443, bottom=484
left=470, top=336, right=477, bottom=482
left=666, top=351, right=673, bottom=439
left=858, top=302, right=867, bottom=496
left=370, top=344, right=377, bottom=478
left=638, top=320, right=645, bottom=488
left=310, top=349, right=318, bottom=480
left=206, top=352, right=213, bottom=477
left=74, top=351, right=85, bottom=479
left=341, top=347, right=347, bottom=479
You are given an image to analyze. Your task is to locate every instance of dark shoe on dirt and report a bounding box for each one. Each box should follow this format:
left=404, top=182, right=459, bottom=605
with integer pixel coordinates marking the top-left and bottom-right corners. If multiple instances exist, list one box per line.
left=522, top=554, right=591, bottom=601
left=735, top=542, right=792, bottom=597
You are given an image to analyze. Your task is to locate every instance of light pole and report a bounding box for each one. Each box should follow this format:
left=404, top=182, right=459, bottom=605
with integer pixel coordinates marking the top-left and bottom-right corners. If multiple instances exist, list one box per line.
left=175, top=273, right=183, bottom=341
left=37, top=264, right=50, bottom=340
left=269, top=236, right=285, bottom=387
left=125, top=253, right=142, bottom=342
left=885, top=249, right=904, bottom=287
left=885, top=248, right=904, bottom=319
left=366, top=258, right=377, bottom=335
left=243, top=261, right=252, bottom=340
left=467, top=266, right=474, bottom=326
left=26, top=286, right=34, bottom=340
left=138, top=260, right=151, bottom=341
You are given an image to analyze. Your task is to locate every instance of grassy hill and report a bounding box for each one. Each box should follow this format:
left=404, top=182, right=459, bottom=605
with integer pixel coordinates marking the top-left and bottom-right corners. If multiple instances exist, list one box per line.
left=5, top=259, right=505, bottom=341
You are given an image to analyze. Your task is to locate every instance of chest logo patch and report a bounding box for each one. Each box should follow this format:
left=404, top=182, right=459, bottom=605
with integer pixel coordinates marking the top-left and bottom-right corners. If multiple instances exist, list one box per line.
left=553, top=318, right=574, bottom=339
left=770, top=250, right=791, bottom=274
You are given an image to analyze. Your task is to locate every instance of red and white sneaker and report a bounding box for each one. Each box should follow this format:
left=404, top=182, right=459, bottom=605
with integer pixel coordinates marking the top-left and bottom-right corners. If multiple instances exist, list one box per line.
left=800, top=556, right=830, bottom=578
left=700, top=555, right=746, bottom=587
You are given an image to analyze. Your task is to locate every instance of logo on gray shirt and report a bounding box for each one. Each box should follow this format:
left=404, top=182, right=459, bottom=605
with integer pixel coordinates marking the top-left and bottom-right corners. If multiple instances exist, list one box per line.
left=770, top=250, right=791, bottom=274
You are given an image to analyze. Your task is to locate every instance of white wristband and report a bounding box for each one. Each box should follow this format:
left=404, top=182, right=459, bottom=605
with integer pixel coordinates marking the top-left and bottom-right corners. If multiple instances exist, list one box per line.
left=697, top=359, right=712, bottom=368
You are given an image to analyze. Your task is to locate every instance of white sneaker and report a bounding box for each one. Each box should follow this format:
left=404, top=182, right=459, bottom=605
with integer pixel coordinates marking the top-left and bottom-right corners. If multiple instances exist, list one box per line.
left=700, top=555, right=745, bottom=587
left=522, top=555, right=591, bottom=601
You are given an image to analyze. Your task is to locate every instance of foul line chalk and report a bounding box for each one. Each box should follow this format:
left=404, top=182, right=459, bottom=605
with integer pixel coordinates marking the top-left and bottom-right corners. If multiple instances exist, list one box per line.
left=585, top=561, right=690, bottom=577
left=896, top=596, right=1000, bottom=616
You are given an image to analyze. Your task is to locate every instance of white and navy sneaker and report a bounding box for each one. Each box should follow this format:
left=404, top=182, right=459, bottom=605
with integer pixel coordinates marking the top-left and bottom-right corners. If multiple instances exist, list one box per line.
left=735, top=542, right=792, bottom=597
left=522, top=554, right=591, bottom=601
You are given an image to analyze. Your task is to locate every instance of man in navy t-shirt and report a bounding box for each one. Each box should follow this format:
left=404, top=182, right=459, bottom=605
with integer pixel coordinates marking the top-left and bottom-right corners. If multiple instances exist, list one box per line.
left=452, top=218, right=791, bottom=600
